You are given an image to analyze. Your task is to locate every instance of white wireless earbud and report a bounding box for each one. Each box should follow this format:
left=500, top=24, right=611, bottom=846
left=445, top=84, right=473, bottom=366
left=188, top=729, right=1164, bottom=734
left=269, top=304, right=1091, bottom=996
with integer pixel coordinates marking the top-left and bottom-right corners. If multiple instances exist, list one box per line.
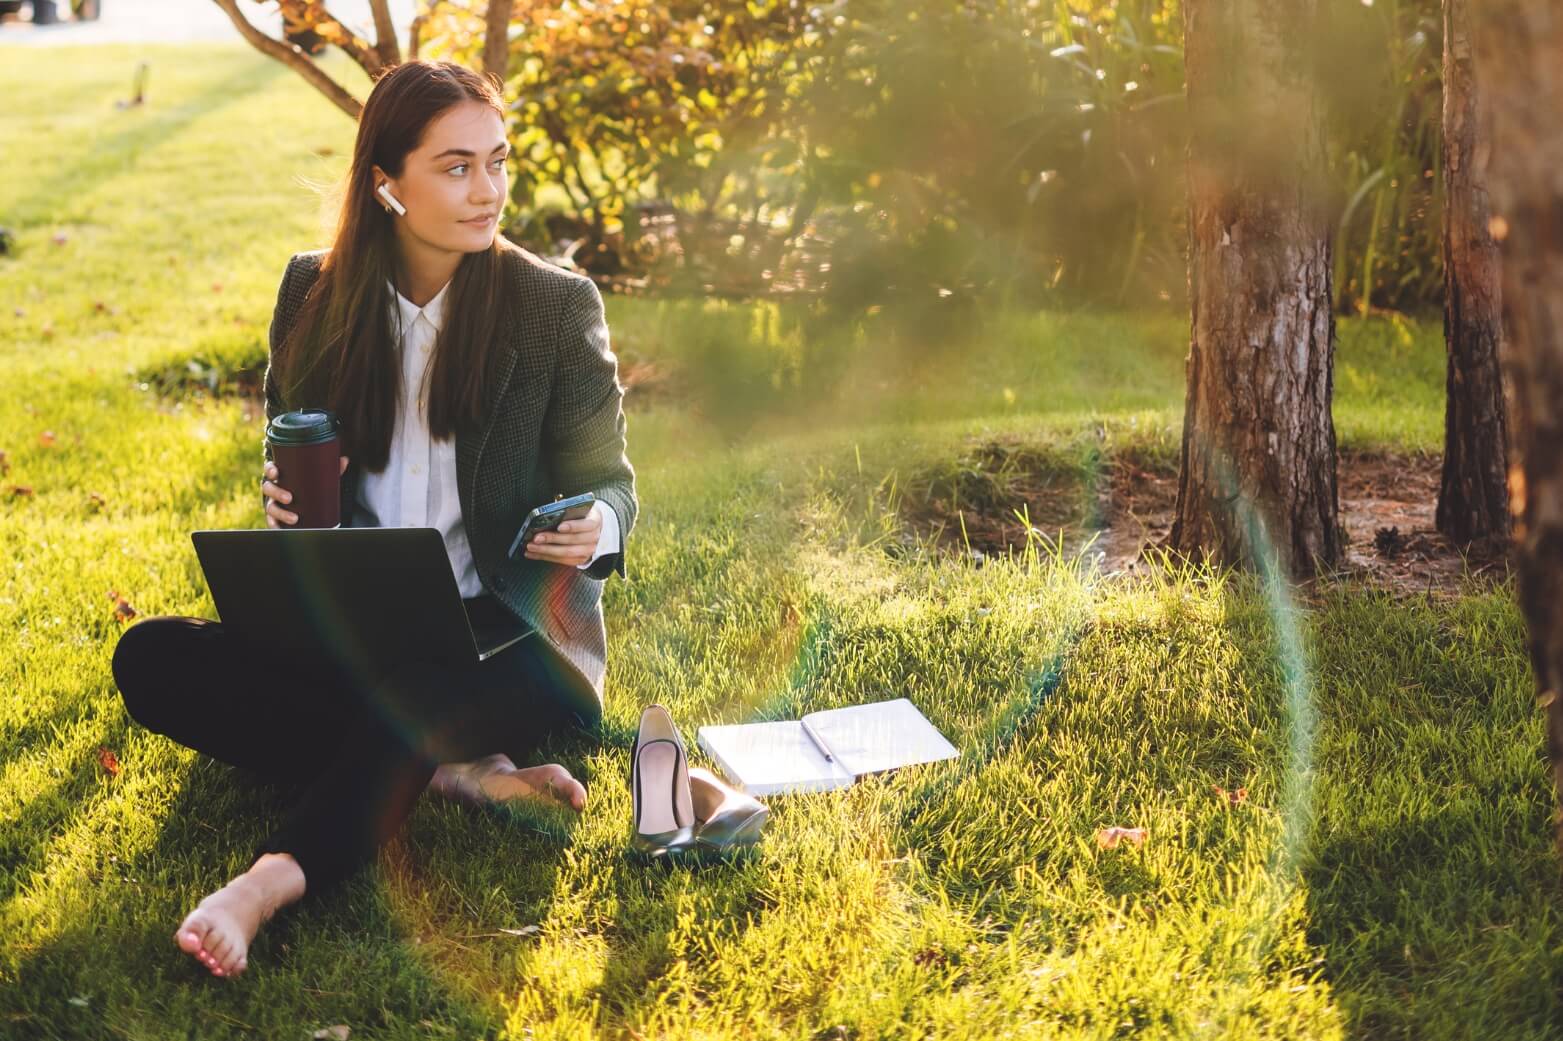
left=376, top=183, right=407, bottom=216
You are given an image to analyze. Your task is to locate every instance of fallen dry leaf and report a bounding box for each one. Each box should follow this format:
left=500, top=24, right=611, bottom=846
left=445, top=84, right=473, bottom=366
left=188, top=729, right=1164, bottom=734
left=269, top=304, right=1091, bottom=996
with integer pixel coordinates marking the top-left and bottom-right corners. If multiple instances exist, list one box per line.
left=107, top=590, right=137, bottom=623
left=7, top=485, right=34, bottom=498
left=38, top=431, right=55, bottom=447
left=498, top=925, right=541, bottom=937
left=313, top=1027, right=350, bottom=1041
left=1095, top=826, right=1148, bottom=850
left=1212, top=785, right=1248, bottom=806
left=0, top=449, right=8, bottom=475
left=87, top=492, right=107, bottom=510
left=211, top=282, right=223, bottom=293
left=97, top=746, right=120, bottom=777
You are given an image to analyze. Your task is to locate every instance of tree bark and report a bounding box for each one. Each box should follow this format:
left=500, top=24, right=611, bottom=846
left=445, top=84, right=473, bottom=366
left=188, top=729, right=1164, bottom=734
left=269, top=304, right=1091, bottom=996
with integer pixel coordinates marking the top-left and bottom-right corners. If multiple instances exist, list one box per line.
left=1470, top=3, right=1563, bottom=849
left=482, top=0, right=514, bottom=85
left=1436, top=0, right=1510, bottom=544
left=1169, top=0, right=1340, bottom=578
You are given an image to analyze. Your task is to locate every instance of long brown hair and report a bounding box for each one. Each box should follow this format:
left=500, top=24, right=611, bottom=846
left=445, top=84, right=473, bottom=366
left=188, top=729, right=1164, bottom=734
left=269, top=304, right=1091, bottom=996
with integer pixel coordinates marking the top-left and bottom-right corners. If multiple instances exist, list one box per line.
left=273, top=60, right=513, bottom=474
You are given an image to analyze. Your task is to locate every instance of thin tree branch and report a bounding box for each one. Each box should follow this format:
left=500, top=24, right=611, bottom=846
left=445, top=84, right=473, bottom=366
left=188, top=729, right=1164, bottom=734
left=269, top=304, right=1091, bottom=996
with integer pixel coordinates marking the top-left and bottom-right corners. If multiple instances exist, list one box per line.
left=314, top=2, right=387, bottom=78
left=367, top=0, right=401, bottom=69
left=209, top=0, right=362, bottom=118
left=408, top=1, right=441, bottom=59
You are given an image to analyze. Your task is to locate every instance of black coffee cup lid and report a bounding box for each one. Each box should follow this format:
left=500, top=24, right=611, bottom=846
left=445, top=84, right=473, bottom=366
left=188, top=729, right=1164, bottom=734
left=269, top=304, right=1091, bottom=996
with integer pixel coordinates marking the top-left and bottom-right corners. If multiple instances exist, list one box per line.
left=265, top=409, right=341, bottom=446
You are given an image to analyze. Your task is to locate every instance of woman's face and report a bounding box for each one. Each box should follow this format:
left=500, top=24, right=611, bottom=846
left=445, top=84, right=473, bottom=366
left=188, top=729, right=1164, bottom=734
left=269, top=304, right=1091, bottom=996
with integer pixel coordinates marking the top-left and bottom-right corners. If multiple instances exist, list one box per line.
left=373, top=99, right=508, bottom=256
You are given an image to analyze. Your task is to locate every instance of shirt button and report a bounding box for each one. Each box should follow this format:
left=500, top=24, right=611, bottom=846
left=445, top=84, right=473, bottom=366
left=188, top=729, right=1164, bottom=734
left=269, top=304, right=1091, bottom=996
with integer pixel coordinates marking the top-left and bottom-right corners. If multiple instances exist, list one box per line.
left=410, top=463, right=423, bottom=475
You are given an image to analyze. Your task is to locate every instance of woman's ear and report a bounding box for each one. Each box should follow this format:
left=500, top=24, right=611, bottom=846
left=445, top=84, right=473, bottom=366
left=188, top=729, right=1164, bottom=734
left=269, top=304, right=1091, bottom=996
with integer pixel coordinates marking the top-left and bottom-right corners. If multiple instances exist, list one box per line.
left=370, top=168, right=407, bottom=216
left=369, top=167, right=404, bottom=211
left=376, top=183, right=407, bottom=215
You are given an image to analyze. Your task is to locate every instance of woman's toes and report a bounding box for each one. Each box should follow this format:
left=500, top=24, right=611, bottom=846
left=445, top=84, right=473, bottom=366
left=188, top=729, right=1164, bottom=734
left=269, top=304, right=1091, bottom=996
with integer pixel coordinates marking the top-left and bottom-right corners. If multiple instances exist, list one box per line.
left=177, top=922, right=230, bottom=977
left=176, top=923, right=207, bottom=955
left=545, top=766, right=587, bottom=810
left=556, top=766, right=586, bottom=799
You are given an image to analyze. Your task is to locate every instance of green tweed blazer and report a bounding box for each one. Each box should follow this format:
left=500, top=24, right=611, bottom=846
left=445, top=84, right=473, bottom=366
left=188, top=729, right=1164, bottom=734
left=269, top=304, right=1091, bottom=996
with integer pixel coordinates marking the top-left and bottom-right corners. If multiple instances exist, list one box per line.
left=262, top=244, right=637, bottom=703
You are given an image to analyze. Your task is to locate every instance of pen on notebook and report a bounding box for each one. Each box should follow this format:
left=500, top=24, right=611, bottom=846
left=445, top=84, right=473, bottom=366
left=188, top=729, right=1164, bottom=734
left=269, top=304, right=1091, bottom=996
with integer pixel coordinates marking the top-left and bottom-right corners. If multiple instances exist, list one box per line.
left=799, top=717, right=833, bottom=763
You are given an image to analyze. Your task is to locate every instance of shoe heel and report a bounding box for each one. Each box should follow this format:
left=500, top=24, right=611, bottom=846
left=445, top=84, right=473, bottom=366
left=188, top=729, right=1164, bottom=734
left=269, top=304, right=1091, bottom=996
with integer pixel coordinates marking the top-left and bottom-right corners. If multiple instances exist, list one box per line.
left=689, top=766, right=768, bottom=850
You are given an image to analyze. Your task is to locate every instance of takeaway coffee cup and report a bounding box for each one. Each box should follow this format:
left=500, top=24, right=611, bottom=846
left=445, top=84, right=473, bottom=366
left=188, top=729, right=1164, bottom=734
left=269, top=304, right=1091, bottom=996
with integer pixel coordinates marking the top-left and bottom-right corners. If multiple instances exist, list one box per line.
left=264, top=409, right=342, bottom=529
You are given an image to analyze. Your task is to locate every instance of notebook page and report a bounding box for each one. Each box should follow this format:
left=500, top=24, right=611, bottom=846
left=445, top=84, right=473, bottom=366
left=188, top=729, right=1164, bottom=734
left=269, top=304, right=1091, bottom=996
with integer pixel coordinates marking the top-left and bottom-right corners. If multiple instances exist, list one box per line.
left=801, top=698, right=960, bottom=778
left=696, top=721, right=855, bottom=796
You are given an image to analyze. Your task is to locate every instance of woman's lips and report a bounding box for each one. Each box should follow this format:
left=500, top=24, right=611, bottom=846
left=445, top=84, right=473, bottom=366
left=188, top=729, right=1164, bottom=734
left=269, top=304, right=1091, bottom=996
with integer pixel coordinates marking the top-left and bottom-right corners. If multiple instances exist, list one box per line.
left=462, top=215, right=496, bottom=226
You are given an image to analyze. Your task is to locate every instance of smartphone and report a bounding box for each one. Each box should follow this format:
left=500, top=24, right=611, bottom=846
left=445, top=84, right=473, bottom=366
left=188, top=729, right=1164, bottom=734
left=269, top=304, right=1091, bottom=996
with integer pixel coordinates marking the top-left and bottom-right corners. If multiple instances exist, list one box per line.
left=507, top=492, right=597, bottom=559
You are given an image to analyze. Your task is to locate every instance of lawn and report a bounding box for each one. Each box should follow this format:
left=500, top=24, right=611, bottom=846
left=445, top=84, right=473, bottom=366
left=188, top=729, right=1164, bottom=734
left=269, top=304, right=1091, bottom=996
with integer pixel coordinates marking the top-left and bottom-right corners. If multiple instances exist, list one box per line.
left=1, top=43, right=1560, bottom=1040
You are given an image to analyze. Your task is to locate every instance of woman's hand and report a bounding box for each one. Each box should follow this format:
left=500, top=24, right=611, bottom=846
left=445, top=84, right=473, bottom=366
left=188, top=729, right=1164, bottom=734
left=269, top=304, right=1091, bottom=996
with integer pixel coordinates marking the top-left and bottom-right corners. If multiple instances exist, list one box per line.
left=262, top=456, right=350, bottom=528
left=524, top=501, right=603, bottom=567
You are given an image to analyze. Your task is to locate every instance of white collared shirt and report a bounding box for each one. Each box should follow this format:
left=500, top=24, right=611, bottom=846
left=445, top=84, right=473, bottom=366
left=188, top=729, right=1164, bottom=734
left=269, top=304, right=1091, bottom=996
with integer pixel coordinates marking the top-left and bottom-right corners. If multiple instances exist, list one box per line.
left=352, top=277, right=620, bottom=595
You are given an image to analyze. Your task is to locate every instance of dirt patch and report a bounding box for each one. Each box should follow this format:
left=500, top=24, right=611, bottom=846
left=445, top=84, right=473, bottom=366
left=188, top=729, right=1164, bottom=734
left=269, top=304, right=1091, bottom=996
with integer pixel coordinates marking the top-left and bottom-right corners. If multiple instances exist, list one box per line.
left=1334, top=451, right=1510, bottom=594
left=900, top=440, right=1511, bottom=596
left=895, top=441, right=1088, bottom=564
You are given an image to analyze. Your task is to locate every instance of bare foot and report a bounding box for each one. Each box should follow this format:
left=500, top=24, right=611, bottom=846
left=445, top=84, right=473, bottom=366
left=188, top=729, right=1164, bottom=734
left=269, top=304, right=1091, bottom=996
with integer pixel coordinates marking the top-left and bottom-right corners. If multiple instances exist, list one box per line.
left=428, top=755, right=587, bottom=812
left=174, top=852, right=305, bottom=978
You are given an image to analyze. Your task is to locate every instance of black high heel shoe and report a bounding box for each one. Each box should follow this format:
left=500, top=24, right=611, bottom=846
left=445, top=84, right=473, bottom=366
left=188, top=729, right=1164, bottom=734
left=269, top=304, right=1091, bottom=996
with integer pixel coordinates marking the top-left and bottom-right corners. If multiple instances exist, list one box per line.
left=689, top=767, right=768, bottom=852
left=629, top=704, right=697, bottom=859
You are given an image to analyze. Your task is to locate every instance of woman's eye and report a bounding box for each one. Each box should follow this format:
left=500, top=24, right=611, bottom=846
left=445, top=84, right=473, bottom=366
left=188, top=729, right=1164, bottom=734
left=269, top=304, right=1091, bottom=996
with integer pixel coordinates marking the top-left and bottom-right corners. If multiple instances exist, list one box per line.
left=449, top=157, right=506, bottom=176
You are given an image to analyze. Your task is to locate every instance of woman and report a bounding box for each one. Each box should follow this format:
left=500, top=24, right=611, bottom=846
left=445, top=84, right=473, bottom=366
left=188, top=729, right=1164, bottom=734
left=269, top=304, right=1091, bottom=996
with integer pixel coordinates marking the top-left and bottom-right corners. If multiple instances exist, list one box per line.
left=109, top=60, right=636, bottom=979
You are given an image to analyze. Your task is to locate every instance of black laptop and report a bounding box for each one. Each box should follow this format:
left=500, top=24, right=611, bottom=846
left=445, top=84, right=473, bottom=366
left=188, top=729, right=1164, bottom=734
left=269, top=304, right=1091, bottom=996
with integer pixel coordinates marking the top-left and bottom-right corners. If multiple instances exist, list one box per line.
left=190, top=527, right=531, bottom=669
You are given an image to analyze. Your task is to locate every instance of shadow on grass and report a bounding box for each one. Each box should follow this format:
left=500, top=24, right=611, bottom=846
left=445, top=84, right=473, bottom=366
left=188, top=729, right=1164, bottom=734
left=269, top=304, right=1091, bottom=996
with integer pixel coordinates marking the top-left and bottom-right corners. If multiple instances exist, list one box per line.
left=1300, top=791, right=1563, bottom=1039
left=0, top=698, right=131, bottom=908
left=587, top=855, right=768, bottom=1029
left=5, top=58, right=289, bottom=227
left=1295, top=593, right=1563, bottom=1040
left=3, top=739, right=583, bottom=1036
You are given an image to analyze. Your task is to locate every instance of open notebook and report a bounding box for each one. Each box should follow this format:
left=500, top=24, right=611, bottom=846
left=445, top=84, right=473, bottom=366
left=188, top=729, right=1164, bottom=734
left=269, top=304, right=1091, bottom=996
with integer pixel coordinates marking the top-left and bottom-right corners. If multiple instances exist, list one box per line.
left=695, top=698, right=960, bottom=796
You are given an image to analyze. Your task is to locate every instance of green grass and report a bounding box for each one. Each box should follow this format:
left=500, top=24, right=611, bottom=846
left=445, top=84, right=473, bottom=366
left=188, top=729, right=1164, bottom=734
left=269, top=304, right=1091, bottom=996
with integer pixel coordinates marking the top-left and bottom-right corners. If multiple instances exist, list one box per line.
left=2, top=43, right=1558, bottom=1041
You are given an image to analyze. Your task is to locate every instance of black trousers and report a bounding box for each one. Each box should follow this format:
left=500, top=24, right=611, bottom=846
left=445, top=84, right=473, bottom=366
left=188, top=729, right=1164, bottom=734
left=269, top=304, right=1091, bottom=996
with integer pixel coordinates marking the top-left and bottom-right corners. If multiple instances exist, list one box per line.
left=109, top=595, right=602, bottom=897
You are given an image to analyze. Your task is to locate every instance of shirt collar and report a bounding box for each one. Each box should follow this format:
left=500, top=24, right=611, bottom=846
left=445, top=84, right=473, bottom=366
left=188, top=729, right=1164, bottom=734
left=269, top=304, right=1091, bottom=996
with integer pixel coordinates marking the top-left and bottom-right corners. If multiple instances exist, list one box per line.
left=387, top=277, right=451, bottom=335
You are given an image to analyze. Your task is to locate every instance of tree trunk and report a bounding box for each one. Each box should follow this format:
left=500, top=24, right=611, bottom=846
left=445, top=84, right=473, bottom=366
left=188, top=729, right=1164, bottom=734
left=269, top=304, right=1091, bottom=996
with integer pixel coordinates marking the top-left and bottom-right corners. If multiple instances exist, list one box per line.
left=1436, top=0, right=1510, bottom=544
left=1470, top=3, right=1563, bottom=849
left=1170, top=0, right=1340, bottom=577
left=483, top=0, right=514, bottom=84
